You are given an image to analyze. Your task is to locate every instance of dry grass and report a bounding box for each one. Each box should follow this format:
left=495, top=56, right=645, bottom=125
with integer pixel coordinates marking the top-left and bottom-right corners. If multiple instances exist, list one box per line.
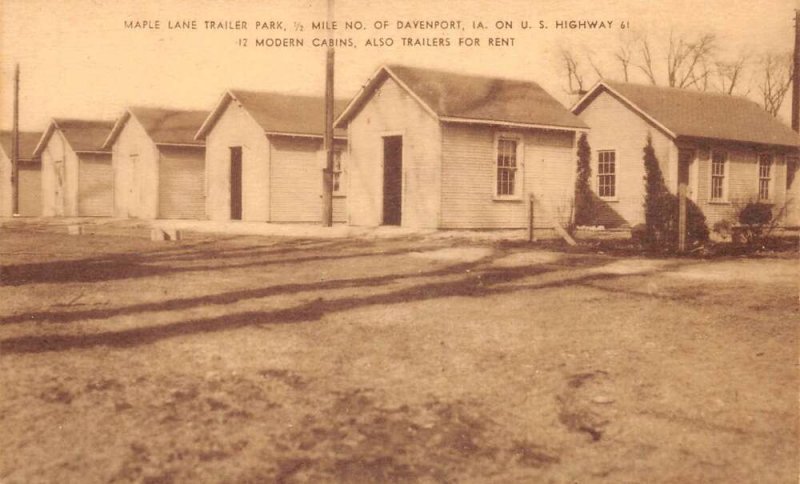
left=0, top=226, right=796, bottom=483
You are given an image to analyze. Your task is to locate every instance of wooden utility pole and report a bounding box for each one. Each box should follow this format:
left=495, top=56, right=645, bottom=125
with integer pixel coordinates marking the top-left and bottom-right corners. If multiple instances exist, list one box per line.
left=792, top=9, right=799, bottom=132
left=321, top=0, right=335, bottom=226
left=11, top=64, right=20, bottom=216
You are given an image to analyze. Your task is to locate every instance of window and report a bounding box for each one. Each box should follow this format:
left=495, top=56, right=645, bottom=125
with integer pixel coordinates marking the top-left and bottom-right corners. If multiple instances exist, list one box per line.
left=332, top=150, right=344, bottom=194
left=496, top=138, right=518, bottom=197
left=710, top=150, right=726, bottom=200
left=597, top=151, right=616, bottom=198
left=758, top=153, right=772, bottom=200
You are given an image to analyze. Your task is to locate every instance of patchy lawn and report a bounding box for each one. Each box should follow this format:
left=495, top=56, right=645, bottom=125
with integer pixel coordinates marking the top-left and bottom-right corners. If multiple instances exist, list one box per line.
left=0, top=226, right=796, bottom=483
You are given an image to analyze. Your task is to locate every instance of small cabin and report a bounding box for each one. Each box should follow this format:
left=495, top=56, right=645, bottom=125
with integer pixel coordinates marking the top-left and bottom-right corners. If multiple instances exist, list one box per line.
left=103, top=107, right=208, bottom=220
left=195, top=90, right=348, bottom=223
left=0, top=131, right=43, bottom=217
left=572, top=81, right=800, bottom=228
left=34, top=119, right=115, bottom=217
left=335, top=64, right=588, bottom=230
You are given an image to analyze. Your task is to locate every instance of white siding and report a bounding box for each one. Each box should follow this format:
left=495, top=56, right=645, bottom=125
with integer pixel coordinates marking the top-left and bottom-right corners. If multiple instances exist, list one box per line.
left=77, top=153, right=113, bottom=216
left=158, top=146, right=206, bottom=219
left=691, top=144, right=793, bottom=226
left=269, top=136, right=324, bottom=222
left=577, top=90, right=675, bottom=227
left=0, top=150, right=11, bottom=217
left=346, top=76, right=442, bottom=228
left=440, top=124, right=575, bottom=229
left=18, top=164, right=41, bottom=216
left=40, top=130, right=77, bottom=217
left=205, top=100, right=270, bottom=221
left=111, top=115, right=159, bottom=219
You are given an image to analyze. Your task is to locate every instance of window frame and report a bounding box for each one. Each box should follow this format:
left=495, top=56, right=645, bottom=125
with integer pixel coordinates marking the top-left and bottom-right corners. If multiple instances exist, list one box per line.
left=493, top=132, right=524, bottom=201
left=709, top=150, right=728, bottom=203
left=596, top=150, right=617, bottom=200
left=331, top=149, right=345, bottom=196
left=757, top=152, right=773, bottom=202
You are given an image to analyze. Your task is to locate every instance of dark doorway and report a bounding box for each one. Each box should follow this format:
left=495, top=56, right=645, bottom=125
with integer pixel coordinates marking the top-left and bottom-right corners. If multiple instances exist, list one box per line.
left=230, top=147, right=243, bottom=220
left=382, top=136, right=402, bottom=225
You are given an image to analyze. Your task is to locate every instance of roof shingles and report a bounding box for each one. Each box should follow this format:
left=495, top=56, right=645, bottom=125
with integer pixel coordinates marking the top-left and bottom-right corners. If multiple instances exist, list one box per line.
left=0, top=131, right=43, bottom=160
left=129, top=107, right=208, bottom=145
left=598, top=81, right=800, bottom=148
left=54, top=118, right=115, bottom=152
left=230, top=90, right=349, bottom=138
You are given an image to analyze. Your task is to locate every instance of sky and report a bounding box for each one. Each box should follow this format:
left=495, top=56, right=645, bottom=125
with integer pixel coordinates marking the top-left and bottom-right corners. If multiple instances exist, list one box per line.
left=0, top=0, right=797, bottom=132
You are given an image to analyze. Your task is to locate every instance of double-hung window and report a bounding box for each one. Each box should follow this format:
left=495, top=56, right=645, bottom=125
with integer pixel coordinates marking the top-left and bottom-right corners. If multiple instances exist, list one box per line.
left=758, top=153, right=772, bottom=201
left=597, top=151, right=616, bottom=198
left=710, top=151, right=726, bottom=201
left=496, top=138, right=518, bottom=197
left=332, top=150, right=344, bottom=194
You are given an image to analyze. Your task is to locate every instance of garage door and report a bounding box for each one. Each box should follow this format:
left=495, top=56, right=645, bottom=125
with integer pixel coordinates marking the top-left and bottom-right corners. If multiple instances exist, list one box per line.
left=78, top=154, right=113, bottom=216
left=18, top=164, right=41, bottom=216
left=158, top=148, right=205, bottom=220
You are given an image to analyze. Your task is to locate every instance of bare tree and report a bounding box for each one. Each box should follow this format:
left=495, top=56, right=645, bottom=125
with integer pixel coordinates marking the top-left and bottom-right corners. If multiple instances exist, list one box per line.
left=757, top=53, right=794, bottom=117
left=714, top=55, right=749, bottom=95
left=665, top=32, right=716, bottom=90
left=560, top=47, right=588, bottom=94
left=614, top=38, right=635, bottom=82
left=635, top=36, right=658, bottom=85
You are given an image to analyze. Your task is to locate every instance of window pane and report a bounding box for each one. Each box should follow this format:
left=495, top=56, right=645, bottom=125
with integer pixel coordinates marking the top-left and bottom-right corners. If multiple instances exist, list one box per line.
left=496, top=139, right=517, bottom=196
left=597, top=151, right=616, bottom=197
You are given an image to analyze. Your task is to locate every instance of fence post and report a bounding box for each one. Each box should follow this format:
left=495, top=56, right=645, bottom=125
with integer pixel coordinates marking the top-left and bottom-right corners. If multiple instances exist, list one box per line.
left=528, top=194, right=536, bottom=242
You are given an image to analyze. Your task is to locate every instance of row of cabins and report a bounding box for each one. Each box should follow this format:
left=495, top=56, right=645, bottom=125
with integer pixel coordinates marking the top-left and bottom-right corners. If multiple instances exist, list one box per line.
left=2, top=64, right=799, bottom=229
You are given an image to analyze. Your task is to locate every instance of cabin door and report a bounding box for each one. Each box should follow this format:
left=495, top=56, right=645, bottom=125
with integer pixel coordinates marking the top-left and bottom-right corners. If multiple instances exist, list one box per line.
left=230, top=147, right=243, bottom=220
left=53, top=159, right=65, bottom=217
left=128, top=154, right=139, bottom=218
left=382, top=136, right=402, bottom=226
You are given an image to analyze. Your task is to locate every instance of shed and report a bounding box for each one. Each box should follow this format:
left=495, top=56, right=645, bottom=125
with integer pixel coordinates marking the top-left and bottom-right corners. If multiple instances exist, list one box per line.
left=34, top=119, right=115, bottom=217
left=572, top=81, right=800, bottom=227
left=335, top=64, right=588, bottom=229
left=0, top=131, right=43, bottom=217
left=195, top=90, right=348, bottom=222
left=103, top=107, right=208, bottom=220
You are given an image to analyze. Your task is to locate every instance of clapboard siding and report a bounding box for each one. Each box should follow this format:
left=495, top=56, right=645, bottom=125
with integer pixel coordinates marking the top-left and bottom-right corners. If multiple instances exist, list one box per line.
left=206, top=100, right=270, bottom=221
left=78, top=153, right=113, bottom=216
left=40, top=130, right=76, bottom=217
left=269, top=137, right=323, bottom=222
left=690, top=144, right=792, bottom=226
left=347, top=76, right=441, bottom=228
left=18, top=164, right=41, bottom=216
left=111, top=115, right=159, bottom=219
left=577, top=90, right=675, bottom=227
left=158, top=146, right=205, bottom=219
left=440, top=124, right=575, bottom=229
left=0, top=150, right=11, bottom=216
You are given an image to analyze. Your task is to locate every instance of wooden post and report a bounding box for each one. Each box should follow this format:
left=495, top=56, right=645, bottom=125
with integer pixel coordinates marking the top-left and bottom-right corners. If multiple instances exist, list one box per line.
left=528, top=194, right=536, bottom=242
left=321, top=0, right=335, bottom=226
left=11, top=64, right=20, bottom=216
left=677, top=182, right=687, bottom=252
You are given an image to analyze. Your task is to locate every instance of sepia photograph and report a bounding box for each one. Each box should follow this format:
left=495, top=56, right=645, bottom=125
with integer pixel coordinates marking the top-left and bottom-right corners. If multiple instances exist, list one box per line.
left=0, top=0, right=798, bottom=482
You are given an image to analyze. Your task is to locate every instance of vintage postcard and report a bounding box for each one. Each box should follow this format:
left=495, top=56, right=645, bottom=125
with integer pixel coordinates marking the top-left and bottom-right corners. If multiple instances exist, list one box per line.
left=0, top=0, right=797, bottom=482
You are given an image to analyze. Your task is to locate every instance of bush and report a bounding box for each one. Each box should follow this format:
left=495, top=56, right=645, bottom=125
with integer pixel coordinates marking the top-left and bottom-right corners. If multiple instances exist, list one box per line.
left=573, top=133, right=595, bottom=226
left=641, top=135, right=709, bottom=251
left=737, top=202, right=778, bottom=247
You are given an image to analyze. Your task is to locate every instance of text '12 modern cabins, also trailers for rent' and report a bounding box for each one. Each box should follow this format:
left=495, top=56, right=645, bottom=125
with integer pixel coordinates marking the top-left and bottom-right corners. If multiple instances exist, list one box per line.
left=572, top=81, right=800, bottom=228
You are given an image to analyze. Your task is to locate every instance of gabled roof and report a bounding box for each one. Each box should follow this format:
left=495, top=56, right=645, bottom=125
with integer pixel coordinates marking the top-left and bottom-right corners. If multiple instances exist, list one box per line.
left=33, top=118, right=115, bottom=157
left=0, top=131, right=44, bottom=161
left=104, top=107, right=208, bottom=149
left=335, top=64, right=588, bottom=131
left=195, top=90, right=349, bottom=140
left=572, top=80, right=800, bottom=148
